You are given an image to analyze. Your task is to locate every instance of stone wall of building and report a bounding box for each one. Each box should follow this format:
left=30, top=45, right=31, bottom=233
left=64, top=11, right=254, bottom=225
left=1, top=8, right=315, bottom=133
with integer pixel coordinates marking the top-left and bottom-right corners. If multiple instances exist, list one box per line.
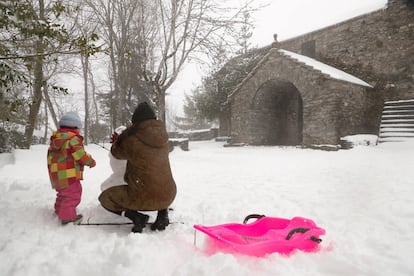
left=279, top=0, right=414, bottom=102
left=230, top=49, right=373, bottom=145
left=229, top=0, right=412, bottom=146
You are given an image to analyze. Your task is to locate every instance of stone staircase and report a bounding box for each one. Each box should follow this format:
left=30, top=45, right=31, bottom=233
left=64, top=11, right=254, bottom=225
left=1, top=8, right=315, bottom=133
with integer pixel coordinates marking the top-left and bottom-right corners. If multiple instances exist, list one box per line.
left=378, top=99, right=414, bottom=143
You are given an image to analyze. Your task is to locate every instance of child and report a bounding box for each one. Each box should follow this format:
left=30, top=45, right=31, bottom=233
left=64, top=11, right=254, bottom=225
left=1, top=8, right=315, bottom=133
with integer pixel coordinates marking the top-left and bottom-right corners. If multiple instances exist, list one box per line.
left=47, top=112, right=96, bottom=225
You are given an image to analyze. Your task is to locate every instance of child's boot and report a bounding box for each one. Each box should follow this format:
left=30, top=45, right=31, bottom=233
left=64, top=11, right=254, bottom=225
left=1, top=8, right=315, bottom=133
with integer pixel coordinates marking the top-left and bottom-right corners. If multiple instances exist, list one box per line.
left=62, top=214, right=83, bottom=225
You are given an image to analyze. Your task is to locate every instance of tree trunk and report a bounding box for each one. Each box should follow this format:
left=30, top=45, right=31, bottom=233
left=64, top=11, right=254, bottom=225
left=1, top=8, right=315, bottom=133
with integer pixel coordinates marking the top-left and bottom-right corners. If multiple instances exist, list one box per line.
left=23, top=0, right=45, bottom=148
left=43, top=96, right=48, bottom=143
left=88, top=64, right=99, bottom=123
left=155, top=86, right=166, bottom=123
left=109, top=42, right=120, bottom=129
left=43, top=85, right=58, bottom=128
left=117, top=60, right=127, bottom=126
left=81, top=53, right=89, bottom=144
left=24, top=57, right=43, bottom=148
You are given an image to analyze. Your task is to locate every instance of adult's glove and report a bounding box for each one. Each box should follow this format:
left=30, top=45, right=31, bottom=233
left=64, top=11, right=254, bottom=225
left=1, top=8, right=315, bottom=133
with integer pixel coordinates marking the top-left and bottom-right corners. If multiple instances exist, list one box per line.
left=111, top=132, right=119, bottom=144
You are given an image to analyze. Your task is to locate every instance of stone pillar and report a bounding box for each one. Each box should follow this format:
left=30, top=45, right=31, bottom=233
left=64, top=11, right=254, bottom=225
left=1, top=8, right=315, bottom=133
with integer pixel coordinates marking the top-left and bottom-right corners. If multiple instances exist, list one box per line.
left=272, top=33, right=280, bottom=48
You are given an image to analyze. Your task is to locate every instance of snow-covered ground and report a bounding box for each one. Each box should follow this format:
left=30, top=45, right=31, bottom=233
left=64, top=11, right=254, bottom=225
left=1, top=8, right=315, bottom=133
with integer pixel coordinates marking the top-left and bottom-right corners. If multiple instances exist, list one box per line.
left=0, top=139, right=413, bottom=276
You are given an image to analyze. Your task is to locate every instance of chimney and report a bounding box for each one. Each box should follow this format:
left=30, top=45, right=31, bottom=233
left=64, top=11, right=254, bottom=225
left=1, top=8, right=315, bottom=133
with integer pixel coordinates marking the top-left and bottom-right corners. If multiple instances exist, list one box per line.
left=272, top=33, right=279, bottom=48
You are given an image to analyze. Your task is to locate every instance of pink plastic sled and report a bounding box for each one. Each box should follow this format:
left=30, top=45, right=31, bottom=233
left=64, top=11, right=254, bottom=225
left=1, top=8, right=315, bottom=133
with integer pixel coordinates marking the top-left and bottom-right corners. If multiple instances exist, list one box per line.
left=194, top=214, right=325, bottom=257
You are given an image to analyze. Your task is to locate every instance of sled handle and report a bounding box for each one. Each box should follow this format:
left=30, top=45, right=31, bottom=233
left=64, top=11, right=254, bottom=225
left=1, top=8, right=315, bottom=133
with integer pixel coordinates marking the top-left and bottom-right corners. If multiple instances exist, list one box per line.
left=310, top=236, right=322, bottom=243
left=285, top=227, right=310, bottom=240
left=243, top=214, right=265, bottom=224
left=285, top=228, right=323, bottom=243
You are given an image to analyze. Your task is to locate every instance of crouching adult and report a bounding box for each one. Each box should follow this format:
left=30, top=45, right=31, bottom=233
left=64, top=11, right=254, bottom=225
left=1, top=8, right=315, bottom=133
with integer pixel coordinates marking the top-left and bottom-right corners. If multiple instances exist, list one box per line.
left=99, top=102, right=177, bottom=233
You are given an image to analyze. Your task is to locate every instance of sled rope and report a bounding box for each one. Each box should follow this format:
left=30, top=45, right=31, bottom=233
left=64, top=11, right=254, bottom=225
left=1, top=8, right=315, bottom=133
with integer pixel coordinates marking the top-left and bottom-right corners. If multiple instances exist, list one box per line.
left=79, top=222, right=133, bottom=226
left=78, top=217, right=184, bottom=226
left=78, top=222, right=184, bottom=226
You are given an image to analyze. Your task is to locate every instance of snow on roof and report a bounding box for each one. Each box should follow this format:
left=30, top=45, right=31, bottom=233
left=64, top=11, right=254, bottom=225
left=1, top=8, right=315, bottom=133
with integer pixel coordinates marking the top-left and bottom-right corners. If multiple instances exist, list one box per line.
left=279, top=49, right=372, bottom=88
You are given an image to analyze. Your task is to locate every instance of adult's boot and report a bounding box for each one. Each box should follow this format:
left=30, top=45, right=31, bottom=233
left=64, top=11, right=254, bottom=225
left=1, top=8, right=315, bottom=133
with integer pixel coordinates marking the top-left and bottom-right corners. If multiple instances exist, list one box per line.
left=125, top=210, right=149, bottom=233
left=151, top=209, right=169, bottom=231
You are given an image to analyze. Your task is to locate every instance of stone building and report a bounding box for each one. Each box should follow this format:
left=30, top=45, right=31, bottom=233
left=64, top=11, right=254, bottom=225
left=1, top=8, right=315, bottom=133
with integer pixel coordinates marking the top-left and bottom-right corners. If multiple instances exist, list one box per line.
left=228, top=0, right=414, bottom=146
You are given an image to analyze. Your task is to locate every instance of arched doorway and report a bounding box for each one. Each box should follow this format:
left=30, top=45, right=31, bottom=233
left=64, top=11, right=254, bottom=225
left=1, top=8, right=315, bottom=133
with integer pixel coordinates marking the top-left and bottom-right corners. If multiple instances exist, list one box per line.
left=250, top=80, right=303, bottom=145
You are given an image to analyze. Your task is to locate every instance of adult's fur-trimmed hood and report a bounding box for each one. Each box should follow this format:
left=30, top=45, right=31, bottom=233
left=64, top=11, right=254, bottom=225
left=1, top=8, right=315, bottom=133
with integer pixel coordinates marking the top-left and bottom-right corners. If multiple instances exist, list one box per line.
left=135, top=120, right=168, bottom=148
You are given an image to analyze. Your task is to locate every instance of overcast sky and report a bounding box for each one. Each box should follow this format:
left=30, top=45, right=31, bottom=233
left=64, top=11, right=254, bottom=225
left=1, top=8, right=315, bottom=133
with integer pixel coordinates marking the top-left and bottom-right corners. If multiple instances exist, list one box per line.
left=167, top=0, right=388, bottom=115
left=250, top=0, right=387, bottom=44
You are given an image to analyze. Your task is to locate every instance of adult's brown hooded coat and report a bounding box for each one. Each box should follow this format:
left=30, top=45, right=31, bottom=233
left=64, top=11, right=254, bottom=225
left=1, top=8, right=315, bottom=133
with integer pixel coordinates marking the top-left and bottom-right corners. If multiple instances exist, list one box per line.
left=99, top=120, right=176, bottom=212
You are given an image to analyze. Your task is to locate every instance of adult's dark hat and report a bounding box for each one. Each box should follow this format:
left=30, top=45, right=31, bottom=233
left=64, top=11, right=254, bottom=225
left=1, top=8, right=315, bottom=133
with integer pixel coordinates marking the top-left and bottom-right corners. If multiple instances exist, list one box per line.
left=131, top=102, right=156, bottom=125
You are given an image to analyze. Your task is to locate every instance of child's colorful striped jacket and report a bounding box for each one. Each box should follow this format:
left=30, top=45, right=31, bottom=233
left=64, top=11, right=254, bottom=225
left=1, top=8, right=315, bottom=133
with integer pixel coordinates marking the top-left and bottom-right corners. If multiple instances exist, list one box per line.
left=47, top=128, right=95, bottom=190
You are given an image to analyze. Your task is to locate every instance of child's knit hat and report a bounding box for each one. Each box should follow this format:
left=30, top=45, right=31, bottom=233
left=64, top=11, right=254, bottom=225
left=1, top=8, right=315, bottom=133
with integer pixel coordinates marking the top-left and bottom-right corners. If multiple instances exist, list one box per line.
left=59, top=112, right=83, bottom=128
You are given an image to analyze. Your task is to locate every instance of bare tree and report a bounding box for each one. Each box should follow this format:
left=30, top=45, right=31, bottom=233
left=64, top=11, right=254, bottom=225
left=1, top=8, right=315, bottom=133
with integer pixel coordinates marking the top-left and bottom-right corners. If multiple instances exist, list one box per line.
left=70, top=1, right=101, bottom=144
left=134, top=0, right=258, bottom=122
left=85, top=0, right=150, bottom=128
left=84, top=0, right=258, bottom=127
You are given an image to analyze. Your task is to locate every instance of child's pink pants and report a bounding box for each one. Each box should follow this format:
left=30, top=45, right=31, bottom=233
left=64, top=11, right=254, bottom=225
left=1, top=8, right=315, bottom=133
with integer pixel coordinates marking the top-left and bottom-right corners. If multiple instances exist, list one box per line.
left=55, top=181, right=82, bottom=221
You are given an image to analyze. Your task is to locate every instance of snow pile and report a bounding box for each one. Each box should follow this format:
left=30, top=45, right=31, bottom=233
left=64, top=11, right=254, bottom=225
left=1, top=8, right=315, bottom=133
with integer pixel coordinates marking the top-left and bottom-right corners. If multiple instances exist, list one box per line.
left=1, top=140, right=413, bottom=275
left=341, top=134, right=379, bottom=146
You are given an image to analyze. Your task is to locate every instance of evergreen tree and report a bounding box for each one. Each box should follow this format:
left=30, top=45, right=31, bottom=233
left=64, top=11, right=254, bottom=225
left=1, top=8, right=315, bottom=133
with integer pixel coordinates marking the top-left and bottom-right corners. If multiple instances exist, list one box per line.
left=184, top=46, right=270, bottom=135
left=236, top=6, right=254, bottom=55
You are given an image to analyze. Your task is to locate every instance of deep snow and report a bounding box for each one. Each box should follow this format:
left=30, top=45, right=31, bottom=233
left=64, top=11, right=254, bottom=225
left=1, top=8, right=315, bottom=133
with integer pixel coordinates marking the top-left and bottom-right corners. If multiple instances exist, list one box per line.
left=0, top=139, right=413, bottom=276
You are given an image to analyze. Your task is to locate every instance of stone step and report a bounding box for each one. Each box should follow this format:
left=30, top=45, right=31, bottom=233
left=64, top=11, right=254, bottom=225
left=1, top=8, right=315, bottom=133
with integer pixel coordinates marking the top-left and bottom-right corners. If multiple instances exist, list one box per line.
left=381, top=128, right=414, bottom=133
left=384, top=105, right=414, bottom=109
left=380, top=125, right=414, bottom=132
left=380, top=119, right=414, bottom=124
left=379, top=131, right=414, bottom=138
left=378, top=99, right=414, bottom=143
left=381, top=115, right=414, bottom=120
left=384, top=99, right=414, bottom=106
left=384, top=105, right=414, bottom=110
left=382, top=108, right=414, bottom=115
left=378, top=138, right=414, bottom=143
